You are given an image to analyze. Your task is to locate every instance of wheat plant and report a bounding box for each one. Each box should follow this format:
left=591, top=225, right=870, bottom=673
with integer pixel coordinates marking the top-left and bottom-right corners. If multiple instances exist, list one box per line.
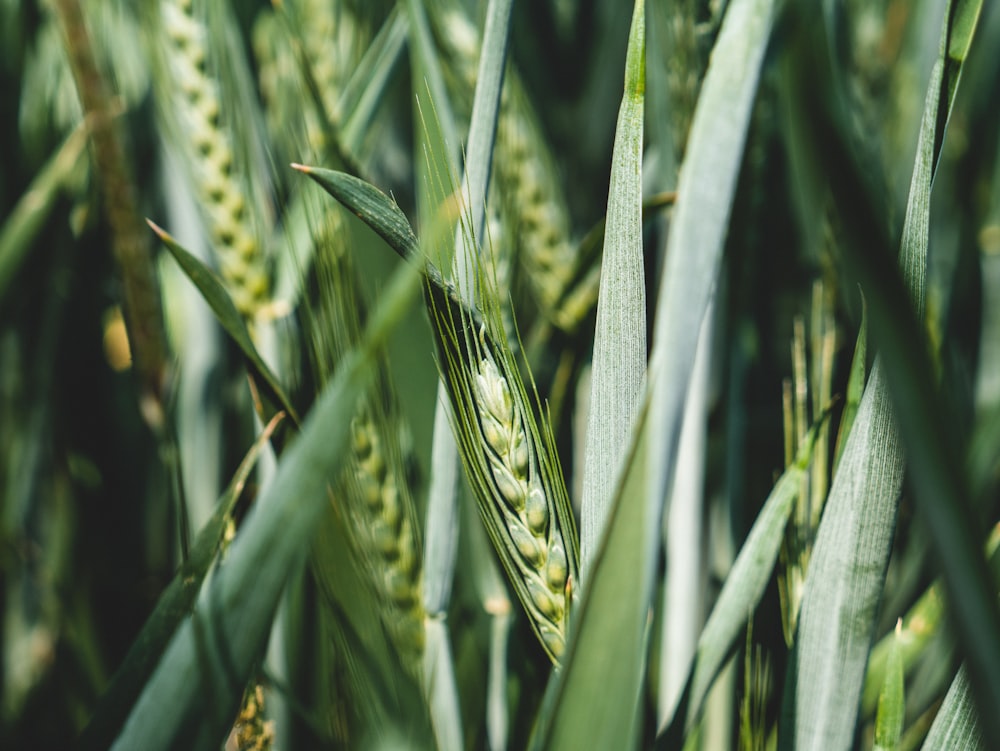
left=1, top=0, right=999, bottom=749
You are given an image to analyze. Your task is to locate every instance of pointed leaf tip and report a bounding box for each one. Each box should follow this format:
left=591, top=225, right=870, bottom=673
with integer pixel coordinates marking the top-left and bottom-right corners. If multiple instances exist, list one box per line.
left=145, top=218, right=167, bottom=239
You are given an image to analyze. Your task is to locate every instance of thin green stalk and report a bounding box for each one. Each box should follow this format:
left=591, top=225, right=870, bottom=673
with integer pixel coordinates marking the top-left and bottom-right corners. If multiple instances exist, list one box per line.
left=0, top=120, right=88, bottom=301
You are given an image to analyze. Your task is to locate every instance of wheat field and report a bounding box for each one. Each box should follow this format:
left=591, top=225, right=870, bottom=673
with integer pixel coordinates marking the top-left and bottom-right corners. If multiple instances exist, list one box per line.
left=1, top=0, right=999, bottom=749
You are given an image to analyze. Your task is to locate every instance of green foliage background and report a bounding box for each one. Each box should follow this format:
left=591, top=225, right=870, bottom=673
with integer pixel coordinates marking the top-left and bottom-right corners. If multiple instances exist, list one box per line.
left=1, top=0, right=999, bottom=749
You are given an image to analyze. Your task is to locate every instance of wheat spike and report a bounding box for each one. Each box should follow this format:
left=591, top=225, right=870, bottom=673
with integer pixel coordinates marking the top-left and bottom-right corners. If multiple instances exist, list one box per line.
left=228, top=683, right=275, bottom=751
left=426, top=277, right=578, bottom=662
left=158, top=0, right=270, bottom=320
left=305, top=210, right=425, bottom=678
left=431, top=3, right=593, bottom=332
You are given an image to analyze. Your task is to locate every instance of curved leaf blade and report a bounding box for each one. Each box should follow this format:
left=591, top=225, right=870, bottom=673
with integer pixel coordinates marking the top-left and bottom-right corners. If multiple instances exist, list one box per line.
left=660, top=423, right=822, bottom=742
left=531, top=0, right=778, bottom=746
left=921, top=667, right=984, bottom=751
left=290, top=165, right=419, bottom=262
left=149, top=220, right=301, bottom=428
left=110, top=259, right=422, bottom=751
left=782, top=2, right=994, bottom=746
left=78, top=415, right=281, bottom=751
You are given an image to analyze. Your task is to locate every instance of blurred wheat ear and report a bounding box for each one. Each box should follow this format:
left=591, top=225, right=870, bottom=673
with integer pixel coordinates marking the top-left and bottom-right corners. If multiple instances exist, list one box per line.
left=301, top=205, right=426, bottom=681
left=153, top=0, right=272, bottom=323
left=294, top=163, right=579, bottom=664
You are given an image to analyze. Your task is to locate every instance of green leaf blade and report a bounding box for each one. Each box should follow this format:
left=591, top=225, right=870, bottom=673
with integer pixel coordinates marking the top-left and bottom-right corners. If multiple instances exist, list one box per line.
left=921, top=667, right=984, bottom=751
left=109, top=259, right=422, bottom=750
left=873, top=623, right=905, bottom=751
left=150, top=221, right=300, bottom=427
left=78, top=416, right=280, bottom=751
left=579, top=0, right=646, bottom=579
left=532, top=0, right=778, bottom=745
left=290, top=165, right=420, bottom=262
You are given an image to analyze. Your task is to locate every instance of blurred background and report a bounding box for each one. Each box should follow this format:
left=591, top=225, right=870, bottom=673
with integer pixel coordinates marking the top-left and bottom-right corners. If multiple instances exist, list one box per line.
left=0, top=0, right=998, bottom=747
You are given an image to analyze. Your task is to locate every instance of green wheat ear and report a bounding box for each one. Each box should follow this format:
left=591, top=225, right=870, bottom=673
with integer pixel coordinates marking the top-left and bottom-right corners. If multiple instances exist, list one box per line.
left=424, top=265, right=579, bottom=662
left=428, top=0, right=589, bottom=331
left=254, top=0, right=372, bottom=162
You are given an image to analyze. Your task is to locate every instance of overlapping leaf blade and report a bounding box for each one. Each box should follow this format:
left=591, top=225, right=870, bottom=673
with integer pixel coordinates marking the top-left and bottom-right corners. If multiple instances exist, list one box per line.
left=110, top=255, right=422, bottom=751
left=79, top=416, right=281, bottom=751
left=531, top=0, right=778, bottom=746
left=782, top=2, right=991, bottom=746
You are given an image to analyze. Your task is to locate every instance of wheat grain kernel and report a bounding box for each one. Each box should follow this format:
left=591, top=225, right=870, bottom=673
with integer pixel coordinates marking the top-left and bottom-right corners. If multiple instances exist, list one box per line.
left=475, top=358, right=513, bottom=425
left=526, top=575, right=562, bottom=621
left=525, top=486, right=548, bottom=535
left=489, top=455, right=526, bottom=511
left=481, top=410, right=509, bottom=454
left=540, top=624, right=566, bottom=659
left=509, top=521, right=545, bottom=567
left=372, top=519, right=397, bottom=557
left=546, top=542, right=568, bottom=590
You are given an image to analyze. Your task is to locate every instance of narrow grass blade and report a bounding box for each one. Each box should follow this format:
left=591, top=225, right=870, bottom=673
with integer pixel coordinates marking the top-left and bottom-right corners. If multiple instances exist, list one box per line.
left=530, top=403, right=652, bottom=751
left=289, top=166, right=420, bottom=264
left=340, top=7, right=408, bottom=160
left=899, top=0, right=983, bottom=316
left=782, top=2, right=997, bottom=746
left=0, top=121, right=87, bottom=301
left=579, top=0, right=646, bottom=580
left=150, top=220, right=301, bottom=428
left=532, top=0, right=777, bottom=745
left=862, top=526, right=1000, bottom=719
left=659, top=422, right=821, bottom=743
left=782, top=361, right=904, bottom=751
left=79, top=414, right=282, bottom=751
left=657, top=307, right=711, bottom=724
left=454, top=0, right=510, bottom=250
left=110, top=258, right=422, bottom=751
left=447, top=0, right=513, bottom=742
left=405, top=8, right=483, bottom=739
left=642, top=0, right=777, bottom=620
left=873, top=623, right=905, bottom=751
left=833, top=301, right=867, bottom=474
left=935, top=0, right=984, bottom=176
left=861, top=585, right=945, bottom=718
left=422, top=618, right=462, bottom=751
left=920, top=667, right=984, bottom=751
